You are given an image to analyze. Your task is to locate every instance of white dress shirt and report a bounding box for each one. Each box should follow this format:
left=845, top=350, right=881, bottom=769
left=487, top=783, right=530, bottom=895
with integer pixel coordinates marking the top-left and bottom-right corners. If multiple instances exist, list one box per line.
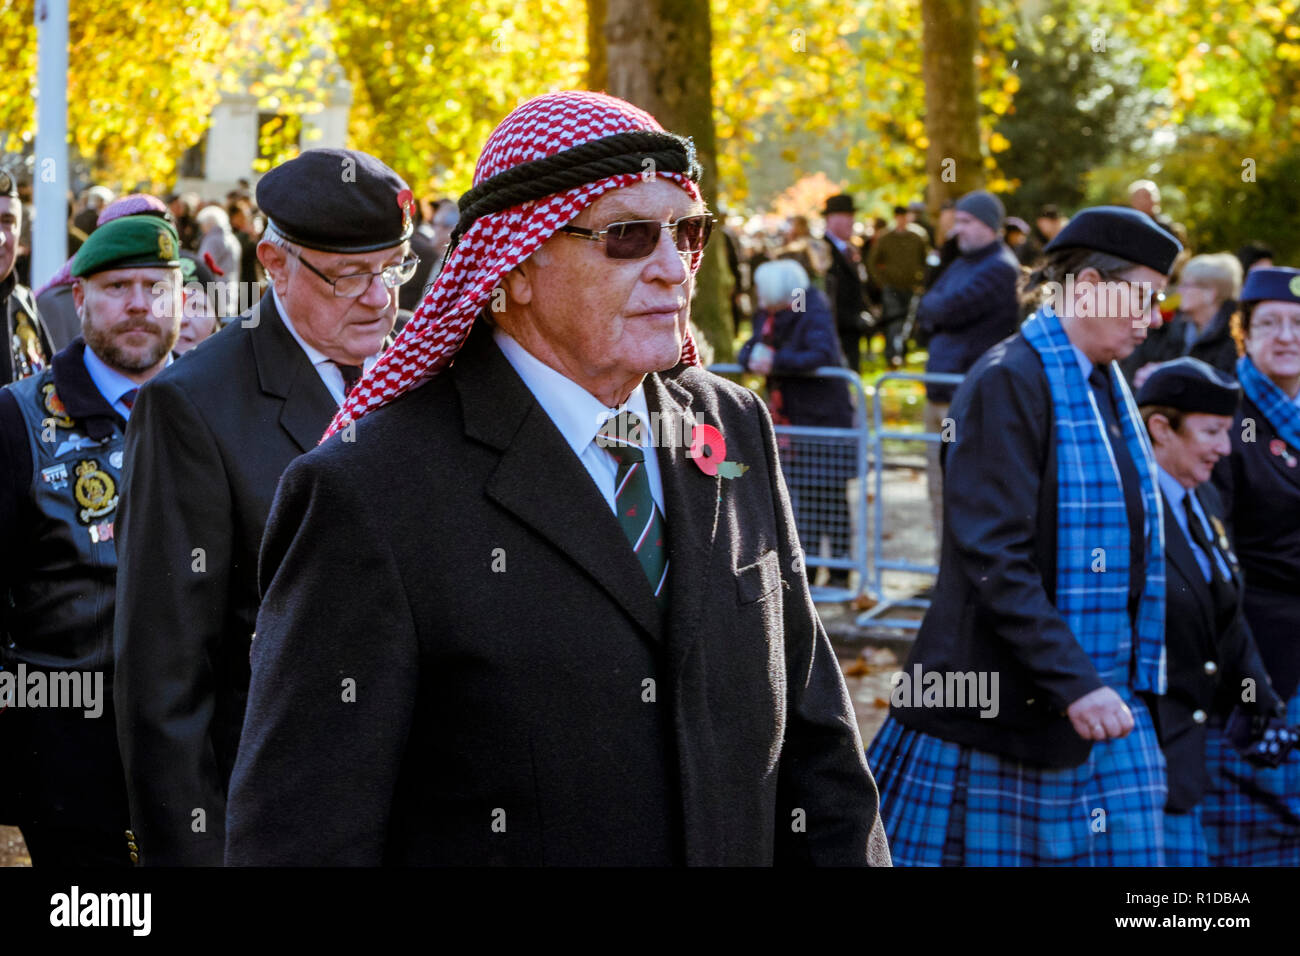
left=273, top=286, right=379, bottom=405
left=82, top=344, right=170, bottom=421
left=493, top=328, right=667, bottom=518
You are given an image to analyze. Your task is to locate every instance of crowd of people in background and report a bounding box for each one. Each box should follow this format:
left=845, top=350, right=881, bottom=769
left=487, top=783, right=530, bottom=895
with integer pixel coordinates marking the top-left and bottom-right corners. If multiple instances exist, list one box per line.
left=3, top=180, right=467, bottom=366
left=723, top=178, right=1278, bottom=382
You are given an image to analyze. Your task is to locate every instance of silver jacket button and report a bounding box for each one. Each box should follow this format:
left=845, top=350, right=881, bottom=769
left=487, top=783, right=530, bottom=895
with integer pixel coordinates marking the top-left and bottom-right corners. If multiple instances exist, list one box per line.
left=1193, top=709, right=1208, bottom=724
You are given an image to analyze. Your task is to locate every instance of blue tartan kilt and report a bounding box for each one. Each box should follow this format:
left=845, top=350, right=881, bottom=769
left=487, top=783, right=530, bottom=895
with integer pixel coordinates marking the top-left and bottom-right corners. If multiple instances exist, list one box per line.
left=1201, top=690, right=1300, bottom=866
left=867, top=693, right=1167, bottom=866
left=1163, top=806, right=1210, bottom=867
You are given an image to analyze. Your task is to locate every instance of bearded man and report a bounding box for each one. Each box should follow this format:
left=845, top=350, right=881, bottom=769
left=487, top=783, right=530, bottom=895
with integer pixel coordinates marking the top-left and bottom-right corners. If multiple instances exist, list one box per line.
left=0, top=215, right=182, bottom=865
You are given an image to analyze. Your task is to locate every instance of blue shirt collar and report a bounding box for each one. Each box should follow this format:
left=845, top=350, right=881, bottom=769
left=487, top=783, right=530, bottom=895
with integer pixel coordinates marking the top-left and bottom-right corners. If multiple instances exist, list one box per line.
left=1156, top=464, right=1188, bottom=508
left=82, top=344, right=145, bottom=410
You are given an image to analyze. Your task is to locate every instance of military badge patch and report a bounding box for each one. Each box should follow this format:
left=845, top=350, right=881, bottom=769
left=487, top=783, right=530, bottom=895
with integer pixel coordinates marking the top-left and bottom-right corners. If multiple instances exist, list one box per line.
left=73, top=459, right=119, bottom=524
left=41, top=463, right=69, bottom=490
left=42, top=383, right=74, bottom=428
left=159, top=230, right=178, bottom=260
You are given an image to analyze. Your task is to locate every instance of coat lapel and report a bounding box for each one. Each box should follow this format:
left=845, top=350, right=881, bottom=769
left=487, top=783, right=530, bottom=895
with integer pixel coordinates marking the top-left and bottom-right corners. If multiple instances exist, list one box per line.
left=645, top=369, right=721, bottom=670
left=1163, top=497, right=1213, bottom=624
left=454, top=323, right=665, bottom=643
left=247, top=292, right=338, bottom=453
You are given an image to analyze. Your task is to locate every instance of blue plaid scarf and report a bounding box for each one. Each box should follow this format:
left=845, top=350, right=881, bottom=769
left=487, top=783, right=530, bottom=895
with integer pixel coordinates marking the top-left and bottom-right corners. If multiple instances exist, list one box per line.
left=1238, top=355, right=1300, bottom=449
left=1022, top=308, right=1166, bottom=695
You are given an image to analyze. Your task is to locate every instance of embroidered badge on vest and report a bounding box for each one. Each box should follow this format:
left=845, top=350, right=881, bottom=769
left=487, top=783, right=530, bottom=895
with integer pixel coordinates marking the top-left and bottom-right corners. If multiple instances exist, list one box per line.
left=41, top=383, right=74, bottom=428
left=73, top=459, right=118, bottom=524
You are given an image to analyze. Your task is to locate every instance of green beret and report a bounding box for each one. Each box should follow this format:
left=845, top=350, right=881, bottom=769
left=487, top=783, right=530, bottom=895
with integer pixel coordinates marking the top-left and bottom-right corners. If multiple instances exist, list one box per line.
left=71, top=216, right=182, bottom=278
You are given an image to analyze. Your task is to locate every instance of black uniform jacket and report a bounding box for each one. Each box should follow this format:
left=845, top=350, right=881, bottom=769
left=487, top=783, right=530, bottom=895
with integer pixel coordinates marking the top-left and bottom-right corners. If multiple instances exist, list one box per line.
left=1154, top=484, right=1282, bottom=812
left=113, top=291, right=337, bottom=865
left=224, top=319, right=890, bottom=866
left=1213, top=394, right=1300, bottom=701
left=891, top=334, right=1114, bottom=768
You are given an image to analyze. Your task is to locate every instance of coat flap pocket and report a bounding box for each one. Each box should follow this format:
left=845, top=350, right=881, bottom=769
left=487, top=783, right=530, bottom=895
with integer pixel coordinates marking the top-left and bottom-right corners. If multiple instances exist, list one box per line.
left=736, top=550, right=782, bottom=605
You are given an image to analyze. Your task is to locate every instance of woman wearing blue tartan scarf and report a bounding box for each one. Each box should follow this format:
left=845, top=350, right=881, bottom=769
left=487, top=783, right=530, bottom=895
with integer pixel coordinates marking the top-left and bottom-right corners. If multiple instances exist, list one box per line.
left=1204, top=266, right=1300, bottom=866
left=867, top=207, right=1182, bottom=865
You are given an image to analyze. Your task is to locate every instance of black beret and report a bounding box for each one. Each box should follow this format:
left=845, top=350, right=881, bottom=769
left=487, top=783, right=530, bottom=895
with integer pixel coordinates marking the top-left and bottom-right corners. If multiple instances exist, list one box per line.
left=1043, top=205, right=1182, bottom=275
left=823, top=193, right=857, bottom=215
left=1136, top=357, right=1241, bottom=417
left=256, top=148, right=414, bottom=254
left=1240, top=266, right=1300, bottom=305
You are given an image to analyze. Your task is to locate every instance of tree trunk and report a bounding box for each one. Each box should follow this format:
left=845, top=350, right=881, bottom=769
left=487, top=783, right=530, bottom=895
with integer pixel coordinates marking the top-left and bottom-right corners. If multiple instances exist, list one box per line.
left=604, top=0, right=732, bottom=362
left=586, top=0, right=607, bottom=92
left=920, top=0, right=984, bottom=218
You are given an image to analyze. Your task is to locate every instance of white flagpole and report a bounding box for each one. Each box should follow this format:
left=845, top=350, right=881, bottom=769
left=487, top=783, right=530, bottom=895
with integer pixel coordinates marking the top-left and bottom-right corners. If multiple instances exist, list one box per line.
left=32, top=0, right=69, bottom=290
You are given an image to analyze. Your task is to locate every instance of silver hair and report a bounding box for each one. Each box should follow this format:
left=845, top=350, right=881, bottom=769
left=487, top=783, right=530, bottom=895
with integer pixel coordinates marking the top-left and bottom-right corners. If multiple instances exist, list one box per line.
left=195, top=205, right=231, bottom=233
left=753, top=258, right=811, bottom=310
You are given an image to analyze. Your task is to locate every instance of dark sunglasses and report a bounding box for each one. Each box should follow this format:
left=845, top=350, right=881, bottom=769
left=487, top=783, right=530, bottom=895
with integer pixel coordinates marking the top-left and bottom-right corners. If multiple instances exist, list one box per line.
left=557, top=214, right=715, bottom=260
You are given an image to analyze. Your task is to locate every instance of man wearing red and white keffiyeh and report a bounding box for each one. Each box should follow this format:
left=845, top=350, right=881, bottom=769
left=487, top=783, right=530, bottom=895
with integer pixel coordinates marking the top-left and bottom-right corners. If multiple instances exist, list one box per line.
left=227, top=91, right=891, bottom=867
left=326, top=90, right=703, bottom=437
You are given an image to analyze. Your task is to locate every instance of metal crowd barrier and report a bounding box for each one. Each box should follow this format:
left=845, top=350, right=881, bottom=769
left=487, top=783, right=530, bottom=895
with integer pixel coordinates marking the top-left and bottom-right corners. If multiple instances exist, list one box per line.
left=708, top=364, right=870, bottom=603
left=853, top=369, right=964, bottom=632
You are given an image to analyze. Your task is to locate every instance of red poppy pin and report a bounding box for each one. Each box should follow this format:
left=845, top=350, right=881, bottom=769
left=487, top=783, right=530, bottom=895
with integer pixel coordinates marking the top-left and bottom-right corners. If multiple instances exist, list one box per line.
left=396, top=188, right=414, bottom=235
left=1270, top=438, right=1298, bottom=468
left=688, top=423, right=748, bottom=479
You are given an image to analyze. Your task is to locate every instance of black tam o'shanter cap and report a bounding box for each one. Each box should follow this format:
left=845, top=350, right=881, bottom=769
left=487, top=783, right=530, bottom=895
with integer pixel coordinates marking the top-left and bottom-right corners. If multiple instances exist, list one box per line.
left=256, top=148, right=414, bottom=254
left=1044, top=205, right=1182, bottom=275
left=1136, top=357, right=1241, bottom=417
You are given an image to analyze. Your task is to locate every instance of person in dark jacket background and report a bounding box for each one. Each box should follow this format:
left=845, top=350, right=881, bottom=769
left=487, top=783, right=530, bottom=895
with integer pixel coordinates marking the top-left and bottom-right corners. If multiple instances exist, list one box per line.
left=740, top=258, right=856, bottom=592
left=1136, top=358, right=1289, bottom=866
left=1122, top=252, right=1242, bottom=387
left=915, top=189, right=1020, bottom=544
left=821, top=193, right=870, bottom=372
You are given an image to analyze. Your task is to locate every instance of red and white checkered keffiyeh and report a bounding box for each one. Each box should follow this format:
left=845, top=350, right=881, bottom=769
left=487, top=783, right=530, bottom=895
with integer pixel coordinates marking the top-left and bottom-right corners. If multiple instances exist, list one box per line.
left=324, top=90, right=703, bottom=439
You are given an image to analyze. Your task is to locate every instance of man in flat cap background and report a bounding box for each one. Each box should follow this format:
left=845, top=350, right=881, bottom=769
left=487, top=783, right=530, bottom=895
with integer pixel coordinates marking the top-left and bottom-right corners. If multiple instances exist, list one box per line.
left=1, top=168, right=54, bottom=387
left=113, top=147, right=418, bottom=865
left=0, top=215, right=182, bottom=865
left=869, top=206, right=1181, bottom=865
left=225, top=91, right=890, bottom=866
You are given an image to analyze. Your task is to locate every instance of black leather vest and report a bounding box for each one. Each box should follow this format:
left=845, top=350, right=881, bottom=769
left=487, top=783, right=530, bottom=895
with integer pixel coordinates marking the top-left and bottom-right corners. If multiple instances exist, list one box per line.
left=3, top=364, right=124, bottom=670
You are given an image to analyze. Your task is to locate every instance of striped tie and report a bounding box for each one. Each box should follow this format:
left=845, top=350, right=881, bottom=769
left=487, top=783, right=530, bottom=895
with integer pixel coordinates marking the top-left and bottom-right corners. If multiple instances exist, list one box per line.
left=597, top=411, right=669, bottom=606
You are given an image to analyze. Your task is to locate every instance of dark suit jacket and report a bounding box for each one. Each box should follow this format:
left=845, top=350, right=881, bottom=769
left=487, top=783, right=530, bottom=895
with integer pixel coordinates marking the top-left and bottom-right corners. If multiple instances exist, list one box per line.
left=113, top=291, right=338, bottom=865
left=892, top=334, right=1111, bottom=768
left=225, top=320, right=890, bottom=866
left=825, top=239, right=866, bottom=332
left=1213, top=395, right=1300, bottom=699
left=1154, top=484, right=1282, bottom=811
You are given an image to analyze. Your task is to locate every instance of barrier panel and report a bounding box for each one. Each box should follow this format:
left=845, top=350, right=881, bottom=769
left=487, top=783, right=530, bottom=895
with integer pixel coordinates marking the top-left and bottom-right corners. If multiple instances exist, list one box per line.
left=708, top=364, right=870, bottom=602
left=853, top=369, right=964, bottom=632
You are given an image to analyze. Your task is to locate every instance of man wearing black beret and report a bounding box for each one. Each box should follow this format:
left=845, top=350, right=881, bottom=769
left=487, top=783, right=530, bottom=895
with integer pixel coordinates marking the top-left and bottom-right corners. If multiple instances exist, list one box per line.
left=869, top=206, right=1184, bottom=865
left=113, top=148, right=420, bottom=865
left=0, top=215, right=182, bottom=864
left=1136, top=358, right=1288, bottom=865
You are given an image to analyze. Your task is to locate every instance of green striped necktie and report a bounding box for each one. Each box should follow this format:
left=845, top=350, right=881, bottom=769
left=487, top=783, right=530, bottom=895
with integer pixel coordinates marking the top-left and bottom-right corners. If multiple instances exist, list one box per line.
left=597, top=411, right=669, bottom=605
